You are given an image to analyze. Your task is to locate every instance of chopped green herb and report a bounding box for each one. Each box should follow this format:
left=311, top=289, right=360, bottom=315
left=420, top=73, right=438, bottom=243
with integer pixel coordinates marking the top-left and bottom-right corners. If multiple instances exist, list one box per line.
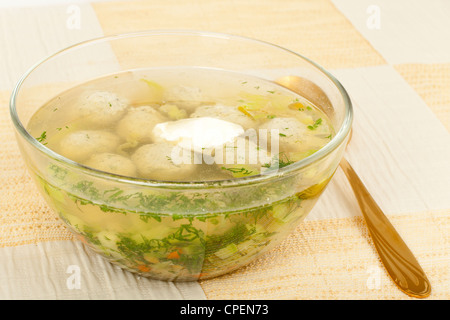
left=221, top=166, right=254, bottom=176
left=263, top=152, right=295, bottom=169
left=48, top=164, right=68, bottom=180
left=267, top=90, right=275, bottom=94
left=307, top=118, right=322, bottom=130
left=279, top=133, right=286, bottom=137
left=36, top=131, right=48, bottom=145
left=267, top=115, right=276, bottom=119
left=306, top=106, right=312, bottom=111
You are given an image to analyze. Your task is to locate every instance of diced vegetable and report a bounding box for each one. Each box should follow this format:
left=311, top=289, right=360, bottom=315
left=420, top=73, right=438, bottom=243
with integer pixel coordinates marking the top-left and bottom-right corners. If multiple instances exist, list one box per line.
left=214, top=243, right=238, bottom=259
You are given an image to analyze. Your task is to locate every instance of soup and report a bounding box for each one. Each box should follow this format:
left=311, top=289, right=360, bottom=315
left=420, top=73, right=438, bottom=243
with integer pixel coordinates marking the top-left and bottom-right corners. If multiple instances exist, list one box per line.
left=26, top=68, right=334, bottom=280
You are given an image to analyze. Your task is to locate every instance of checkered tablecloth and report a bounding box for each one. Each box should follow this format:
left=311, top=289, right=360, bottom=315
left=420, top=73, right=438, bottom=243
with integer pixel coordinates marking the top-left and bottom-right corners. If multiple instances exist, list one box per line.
left=0, top=0, right=448, bottom=300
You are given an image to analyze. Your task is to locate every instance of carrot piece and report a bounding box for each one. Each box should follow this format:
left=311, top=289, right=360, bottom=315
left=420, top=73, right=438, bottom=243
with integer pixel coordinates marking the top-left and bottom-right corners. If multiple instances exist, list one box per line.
left=167, top=250, right=181, bottom=259
left=137, top=265, right=151, bottom=272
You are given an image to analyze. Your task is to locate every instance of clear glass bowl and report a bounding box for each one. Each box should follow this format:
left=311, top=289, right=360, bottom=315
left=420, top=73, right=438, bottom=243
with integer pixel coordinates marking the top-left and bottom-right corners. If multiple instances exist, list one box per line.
left=10, top=30, right=352, bottom=281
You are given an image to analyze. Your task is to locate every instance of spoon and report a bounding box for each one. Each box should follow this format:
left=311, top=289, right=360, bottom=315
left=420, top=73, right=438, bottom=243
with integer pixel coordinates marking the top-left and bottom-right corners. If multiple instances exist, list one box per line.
left=276, top=75, right=431, bottom=298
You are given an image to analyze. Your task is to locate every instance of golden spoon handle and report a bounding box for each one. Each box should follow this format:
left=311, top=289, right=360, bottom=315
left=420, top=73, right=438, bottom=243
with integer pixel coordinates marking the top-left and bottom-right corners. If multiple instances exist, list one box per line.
left=339, top=158, right=431, bottom=298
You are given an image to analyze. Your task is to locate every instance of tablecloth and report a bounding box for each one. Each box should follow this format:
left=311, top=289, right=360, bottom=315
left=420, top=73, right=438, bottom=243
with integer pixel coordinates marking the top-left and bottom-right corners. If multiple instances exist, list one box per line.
left=0, top=0, right=448, bottom=300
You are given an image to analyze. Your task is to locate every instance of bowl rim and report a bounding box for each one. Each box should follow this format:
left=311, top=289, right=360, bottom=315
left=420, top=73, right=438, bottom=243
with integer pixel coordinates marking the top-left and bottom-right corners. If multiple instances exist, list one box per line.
left=9, top=29, right=353, bottom=189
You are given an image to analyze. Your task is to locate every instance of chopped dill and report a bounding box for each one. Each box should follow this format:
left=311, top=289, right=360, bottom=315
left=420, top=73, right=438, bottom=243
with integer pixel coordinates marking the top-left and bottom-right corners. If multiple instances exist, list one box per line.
left=221, top=166, right=254, bottom=176
left=263, top=152, right=294, bottom=170
left=36, top=131, right=48, bottom=145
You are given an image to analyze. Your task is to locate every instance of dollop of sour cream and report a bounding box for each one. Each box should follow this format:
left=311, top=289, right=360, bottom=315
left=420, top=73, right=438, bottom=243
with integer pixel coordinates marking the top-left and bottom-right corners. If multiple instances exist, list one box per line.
left=153, top=117, right=244, bottom=152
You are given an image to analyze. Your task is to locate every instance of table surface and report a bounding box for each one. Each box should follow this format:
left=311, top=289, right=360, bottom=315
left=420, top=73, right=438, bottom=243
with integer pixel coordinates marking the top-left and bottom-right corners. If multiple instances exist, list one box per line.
left=0, top=0, right=449, bottom=300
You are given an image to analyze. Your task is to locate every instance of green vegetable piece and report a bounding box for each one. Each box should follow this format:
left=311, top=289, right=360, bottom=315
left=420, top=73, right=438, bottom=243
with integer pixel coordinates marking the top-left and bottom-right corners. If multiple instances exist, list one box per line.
left=307, top=118, right=322, bottom=130
left=271, top=202, right=292, bottom=223
left=214, top=243, right=238, bottom=259
left=43, top=181, right=66, bottom=204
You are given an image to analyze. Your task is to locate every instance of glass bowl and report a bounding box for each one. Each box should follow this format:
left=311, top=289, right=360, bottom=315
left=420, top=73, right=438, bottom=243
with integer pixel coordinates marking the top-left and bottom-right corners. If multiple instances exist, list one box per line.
left=10, top=30, right=352, bottom=281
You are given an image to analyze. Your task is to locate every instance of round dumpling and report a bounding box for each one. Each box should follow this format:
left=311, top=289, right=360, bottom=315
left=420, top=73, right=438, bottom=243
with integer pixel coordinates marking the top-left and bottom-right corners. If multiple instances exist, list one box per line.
left=190, top=104, right=256, bottom=129
left=131, top=143, right=197, bottom=181
left=117, top=106, right=166, bottom=145
left=74, top=91, right=128, bottom=126
left=215, top=136, right=270, bottom=178
left=84, top=153, right=137, bottom=177
left=259, top=117, right=307, bottom=152
left=163, top=85, right=204, bottom=112
left=58, top=130, right=120, bottom=163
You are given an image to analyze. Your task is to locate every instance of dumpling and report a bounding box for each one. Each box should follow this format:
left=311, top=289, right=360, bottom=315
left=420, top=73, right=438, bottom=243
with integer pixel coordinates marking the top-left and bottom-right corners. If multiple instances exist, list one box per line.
left=259, top=117, right=307, bottom=152
left=84, top=153, right=137, bottom=177
left=215, top=136, right=270, bottom=178
left=117, top=106, right=166, bottom=145
left=131, top=143, right=197, bottom=181
left=163, top=85, right=204, bottom=112
left=58, top=130, right=120, bottom=163
left=190, top=104, right=255, bottom=129
left=74, top=91, right=128, bottom=126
